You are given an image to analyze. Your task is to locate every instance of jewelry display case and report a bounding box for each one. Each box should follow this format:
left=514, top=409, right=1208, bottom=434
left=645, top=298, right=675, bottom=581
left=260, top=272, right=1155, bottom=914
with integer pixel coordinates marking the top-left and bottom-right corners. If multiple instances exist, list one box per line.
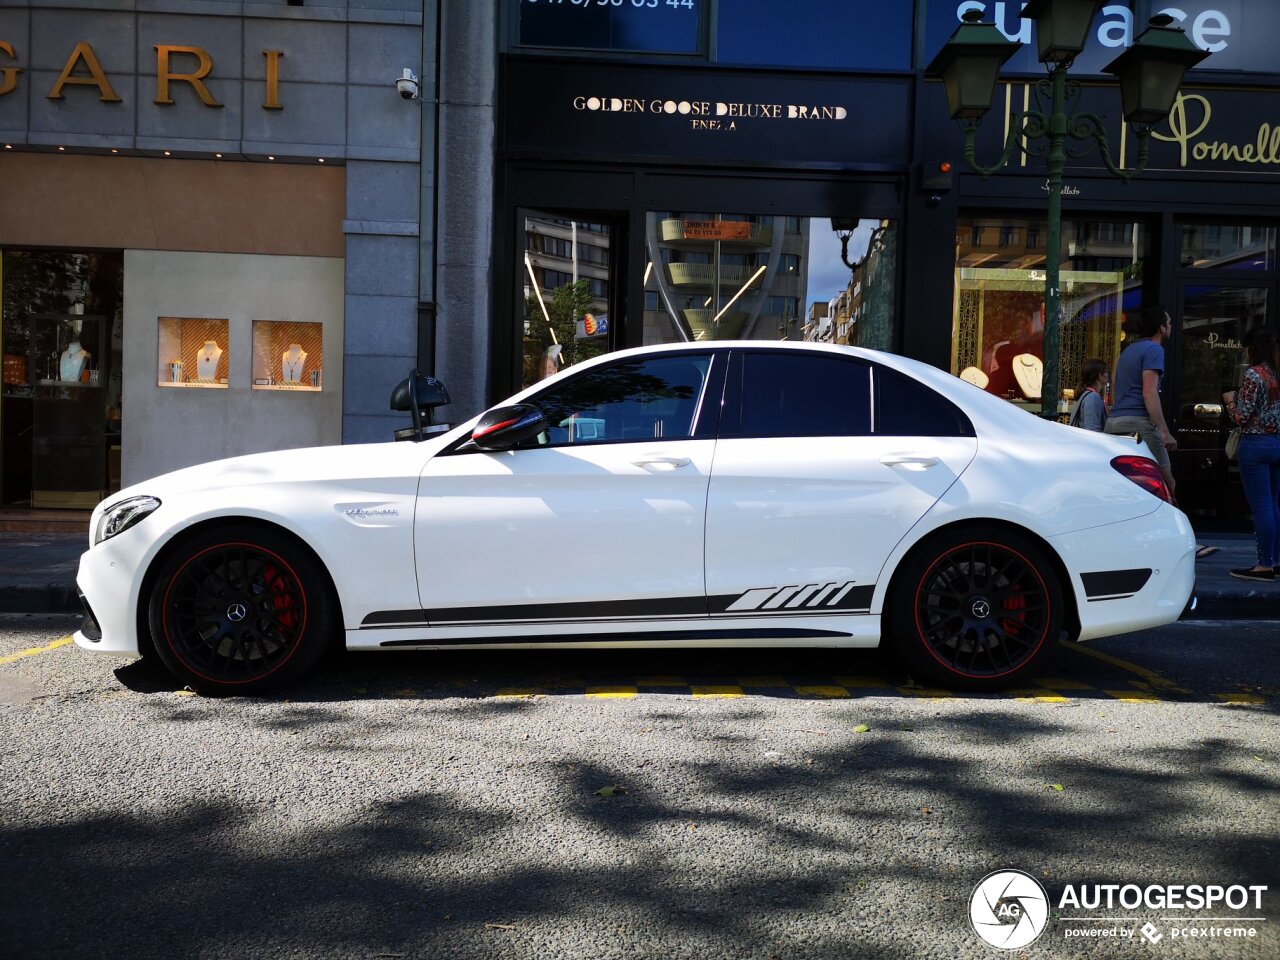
left=252, top=320, right=323, bottom=391
left=30, top=312, right=107, bottom=508
left=157, top=317, right=230, bottom=388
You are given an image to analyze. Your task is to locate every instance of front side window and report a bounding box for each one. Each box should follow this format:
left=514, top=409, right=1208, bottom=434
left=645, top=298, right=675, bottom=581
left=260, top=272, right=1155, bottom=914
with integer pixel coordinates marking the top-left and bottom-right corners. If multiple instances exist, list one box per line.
left=531, top=353, right=712, bottom=446
left=725, top=351, right=871, bottom=438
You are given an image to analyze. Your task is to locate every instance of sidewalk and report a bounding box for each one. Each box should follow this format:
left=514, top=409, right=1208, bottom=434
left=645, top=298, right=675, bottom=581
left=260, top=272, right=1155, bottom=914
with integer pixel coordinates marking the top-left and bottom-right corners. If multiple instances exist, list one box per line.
left=0, top=531, right=1274, bottom=620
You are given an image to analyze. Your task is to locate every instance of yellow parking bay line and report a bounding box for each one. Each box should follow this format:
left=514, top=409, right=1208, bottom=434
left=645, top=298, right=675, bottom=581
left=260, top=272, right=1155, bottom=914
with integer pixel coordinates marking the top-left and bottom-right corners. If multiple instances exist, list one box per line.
left=833, top=675, right=892, bottom=689
left=691, top=685, right=745, bottom=699
left=897, top=686, right=954, bottom=699
left=1214, top=692, right=1266, bottom=705
left=585, top=685, right=638, bottom=699
left=0, top=635, right=74, bottom=666
left=1064, top=642, right=1190, bottom=694
left=1104, top=689, right=1161, bottom=703
left=1009, top=689, right=1072, bottom=703
left=793, top=685, right=851, bottom=699
left=494, top=688, right=547, bottom=698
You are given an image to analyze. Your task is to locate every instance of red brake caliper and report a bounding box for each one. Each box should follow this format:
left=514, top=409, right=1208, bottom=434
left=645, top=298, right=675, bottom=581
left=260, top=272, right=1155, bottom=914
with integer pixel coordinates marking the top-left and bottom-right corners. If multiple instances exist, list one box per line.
left=263, top=562, right=298, bottom=632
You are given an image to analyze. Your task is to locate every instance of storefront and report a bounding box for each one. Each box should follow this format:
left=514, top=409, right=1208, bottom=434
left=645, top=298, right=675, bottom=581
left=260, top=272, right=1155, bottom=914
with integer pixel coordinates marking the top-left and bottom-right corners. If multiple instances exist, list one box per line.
left=495, top=0, right=1280, bottom=531
left=0, top=0, right=445, bottom=515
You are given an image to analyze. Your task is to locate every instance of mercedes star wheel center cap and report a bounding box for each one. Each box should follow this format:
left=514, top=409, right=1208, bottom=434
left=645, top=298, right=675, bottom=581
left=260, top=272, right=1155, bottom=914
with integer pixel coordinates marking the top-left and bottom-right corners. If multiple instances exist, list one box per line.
left=226, top=602, right=249, bottom=623
left=970, top=598, right=991, bottom=619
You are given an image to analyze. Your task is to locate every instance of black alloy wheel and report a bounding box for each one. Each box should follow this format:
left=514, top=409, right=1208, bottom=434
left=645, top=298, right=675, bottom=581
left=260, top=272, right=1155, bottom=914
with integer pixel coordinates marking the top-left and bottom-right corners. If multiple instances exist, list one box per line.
left=148, top=524, right=335, bottom=694
left=889, top=528, right=1064, bottom=691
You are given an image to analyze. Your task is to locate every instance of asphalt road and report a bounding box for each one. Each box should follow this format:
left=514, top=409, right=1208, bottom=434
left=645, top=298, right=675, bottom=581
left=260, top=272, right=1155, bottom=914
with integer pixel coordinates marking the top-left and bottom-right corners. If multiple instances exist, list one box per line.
left=1, top=615, right=1276, bottom=960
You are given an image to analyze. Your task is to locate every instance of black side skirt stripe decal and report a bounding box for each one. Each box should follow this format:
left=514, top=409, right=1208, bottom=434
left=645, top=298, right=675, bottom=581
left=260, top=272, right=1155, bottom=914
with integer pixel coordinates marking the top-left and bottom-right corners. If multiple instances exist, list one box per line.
left=361, top=584, right=876, bottom=629
left=379, top=627, right=854, bottom=647
left=1081, top=568, right=1152, bottom=601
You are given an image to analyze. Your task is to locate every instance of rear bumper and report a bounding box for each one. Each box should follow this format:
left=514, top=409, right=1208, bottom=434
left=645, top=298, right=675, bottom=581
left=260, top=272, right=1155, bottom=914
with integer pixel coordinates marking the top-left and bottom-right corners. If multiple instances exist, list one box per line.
left=1050, top=503, right=1196, bottom=642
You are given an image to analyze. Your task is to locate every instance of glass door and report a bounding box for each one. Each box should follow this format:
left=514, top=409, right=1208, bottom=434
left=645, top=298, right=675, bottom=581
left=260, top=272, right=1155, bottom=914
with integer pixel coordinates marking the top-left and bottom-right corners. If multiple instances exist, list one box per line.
left=1172, top=282, right=1269, bottom=527
left=518, top=211, right=619, bottom=389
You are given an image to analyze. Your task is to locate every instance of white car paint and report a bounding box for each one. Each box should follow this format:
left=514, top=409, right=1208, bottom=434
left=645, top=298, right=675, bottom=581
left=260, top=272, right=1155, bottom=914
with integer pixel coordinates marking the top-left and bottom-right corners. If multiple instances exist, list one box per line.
left=74, top=341, right=1194, bottom=683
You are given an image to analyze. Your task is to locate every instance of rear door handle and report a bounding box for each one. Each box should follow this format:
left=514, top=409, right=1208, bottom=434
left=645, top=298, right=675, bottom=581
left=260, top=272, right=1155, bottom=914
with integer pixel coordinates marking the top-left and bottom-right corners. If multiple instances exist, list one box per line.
left=880, top=454, right=940, bottom=469
left=632, top=456, right=692, bottom=469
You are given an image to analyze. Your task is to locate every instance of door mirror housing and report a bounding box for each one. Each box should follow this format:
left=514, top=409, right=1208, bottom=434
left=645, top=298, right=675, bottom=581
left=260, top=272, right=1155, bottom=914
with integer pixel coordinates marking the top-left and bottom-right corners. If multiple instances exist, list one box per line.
left=471, top=404, right=547, bottom=450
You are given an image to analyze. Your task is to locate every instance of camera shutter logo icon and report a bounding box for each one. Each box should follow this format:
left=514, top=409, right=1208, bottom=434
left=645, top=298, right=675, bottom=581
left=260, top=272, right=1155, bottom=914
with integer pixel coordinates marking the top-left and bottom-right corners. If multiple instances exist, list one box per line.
left=969, top=869, right=1050, bottom=949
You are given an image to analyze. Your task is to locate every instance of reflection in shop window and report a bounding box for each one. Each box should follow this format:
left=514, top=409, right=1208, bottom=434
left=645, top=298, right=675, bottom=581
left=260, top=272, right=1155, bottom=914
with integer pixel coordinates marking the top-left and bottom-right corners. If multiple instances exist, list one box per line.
left=953, top=216, right=1147, bottom=411
left=643, top=213, right=897, bottom=351
left=522, top=215, right=613, bottom=388
left=1180, top=223, right=1276, bottom=271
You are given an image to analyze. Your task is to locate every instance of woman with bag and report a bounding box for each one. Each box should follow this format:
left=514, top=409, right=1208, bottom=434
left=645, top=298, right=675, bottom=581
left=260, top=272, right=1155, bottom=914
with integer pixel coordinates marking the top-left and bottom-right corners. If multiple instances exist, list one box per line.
left=1222, top=328, right=1280, bottom=582
left=1068, top=358, right=1109, bottom=431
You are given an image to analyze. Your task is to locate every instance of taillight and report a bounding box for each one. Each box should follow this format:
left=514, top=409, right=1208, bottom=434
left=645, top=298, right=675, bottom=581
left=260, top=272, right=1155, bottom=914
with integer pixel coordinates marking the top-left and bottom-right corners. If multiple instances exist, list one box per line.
left=1111, top=455, right=1173, bottom=503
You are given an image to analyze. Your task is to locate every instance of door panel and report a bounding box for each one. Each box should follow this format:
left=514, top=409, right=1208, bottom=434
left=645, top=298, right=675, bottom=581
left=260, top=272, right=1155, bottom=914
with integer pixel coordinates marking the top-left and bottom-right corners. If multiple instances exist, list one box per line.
left=705, top=436, right=976, bottom=611
left=415, top=441, right=714, bottom=619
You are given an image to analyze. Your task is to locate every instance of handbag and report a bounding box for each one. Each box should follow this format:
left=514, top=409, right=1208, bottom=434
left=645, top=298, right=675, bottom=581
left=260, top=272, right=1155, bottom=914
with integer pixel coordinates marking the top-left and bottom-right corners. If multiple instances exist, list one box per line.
left=1226, top=427, right=1242, bottom=460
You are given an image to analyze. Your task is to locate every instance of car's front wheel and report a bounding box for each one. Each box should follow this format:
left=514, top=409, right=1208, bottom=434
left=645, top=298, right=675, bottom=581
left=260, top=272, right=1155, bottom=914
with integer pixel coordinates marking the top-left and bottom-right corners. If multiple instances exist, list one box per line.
left=888, top=527, right=1064, bottom=691
left=147, top=524, right=335, bottom=695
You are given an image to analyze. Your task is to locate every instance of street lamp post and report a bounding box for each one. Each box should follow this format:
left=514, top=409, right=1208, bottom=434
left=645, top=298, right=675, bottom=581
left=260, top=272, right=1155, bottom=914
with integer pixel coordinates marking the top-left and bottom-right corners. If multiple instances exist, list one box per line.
left=927, top=2, right=1208, bottom=419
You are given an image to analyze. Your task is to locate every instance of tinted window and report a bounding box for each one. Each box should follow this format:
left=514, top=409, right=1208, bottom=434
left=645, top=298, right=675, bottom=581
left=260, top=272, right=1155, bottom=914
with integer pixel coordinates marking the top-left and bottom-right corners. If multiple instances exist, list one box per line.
left=532, top=354, right=711, bottom=446
left=718, top=0, right=911, bottom=70
left=875, top=367, right=973, bottom=437
left=730, top=352, right=871, bottom=437
left=518, top=0, right=701, bottom=54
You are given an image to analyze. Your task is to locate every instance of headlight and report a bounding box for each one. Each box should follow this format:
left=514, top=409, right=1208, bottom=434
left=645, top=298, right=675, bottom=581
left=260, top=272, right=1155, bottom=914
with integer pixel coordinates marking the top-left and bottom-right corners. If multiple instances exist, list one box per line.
left=95, top=496, right=161, bottom=545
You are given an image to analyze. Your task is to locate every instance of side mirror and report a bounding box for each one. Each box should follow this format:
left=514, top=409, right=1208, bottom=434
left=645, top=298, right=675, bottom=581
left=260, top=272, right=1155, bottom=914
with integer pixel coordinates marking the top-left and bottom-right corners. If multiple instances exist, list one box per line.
left=470, top=404, right=547, bottom=450
left=390, top=370, right=451, bottom=442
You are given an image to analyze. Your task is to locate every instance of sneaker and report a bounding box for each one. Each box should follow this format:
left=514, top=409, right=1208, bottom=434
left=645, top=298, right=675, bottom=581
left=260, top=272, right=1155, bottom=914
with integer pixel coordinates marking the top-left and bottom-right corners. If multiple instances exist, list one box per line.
left=1229, top=567, right=1276, bottom=582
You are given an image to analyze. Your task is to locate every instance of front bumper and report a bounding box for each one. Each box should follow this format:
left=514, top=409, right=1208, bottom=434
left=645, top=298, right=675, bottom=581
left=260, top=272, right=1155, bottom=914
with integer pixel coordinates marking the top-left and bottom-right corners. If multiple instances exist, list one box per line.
left=73, top=518, right=168, bottom=657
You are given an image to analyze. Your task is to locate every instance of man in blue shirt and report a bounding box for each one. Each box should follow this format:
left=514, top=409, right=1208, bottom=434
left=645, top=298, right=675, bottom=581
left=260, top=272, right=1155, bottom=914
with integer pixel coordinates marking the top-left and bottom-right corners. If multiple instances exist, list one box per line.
left=1105, top=305, right=1178, bottom=496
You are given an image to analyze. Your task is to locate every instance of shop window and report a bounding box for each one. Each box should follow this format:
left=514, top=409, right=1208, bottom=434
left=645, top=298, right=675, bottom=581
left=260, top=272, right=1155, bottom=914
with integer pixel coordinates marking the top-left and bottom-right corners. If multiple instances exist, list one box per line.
left=1180, top=224, right=1276, bottom=271
left=644, top=212, right=897, bottom=349
left=157, top=317, right=230, bottom=388
left=249, top=320, right=324, bottom=390
left=953, top=216, right=1147, bottom=411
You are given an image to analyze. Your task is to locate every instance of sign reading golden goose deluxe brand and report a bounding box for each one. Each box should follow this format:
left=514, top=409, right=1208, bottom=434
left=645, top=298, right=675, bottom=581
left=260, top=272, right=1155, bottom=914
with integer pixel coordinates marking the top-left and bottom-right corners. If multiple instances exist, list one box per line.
left=571, top=95, right=848, bottom=132
left=507, top=60, right=910, bottom=166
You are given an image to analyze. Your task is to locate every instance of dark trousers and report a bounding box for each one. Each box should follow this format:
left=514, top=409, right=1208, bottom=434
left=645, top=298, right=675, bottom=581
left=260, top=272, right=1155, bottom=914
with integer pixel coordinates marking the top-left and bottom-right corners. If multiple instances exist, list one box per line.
left=1237, top=433, right=1280, bottom=568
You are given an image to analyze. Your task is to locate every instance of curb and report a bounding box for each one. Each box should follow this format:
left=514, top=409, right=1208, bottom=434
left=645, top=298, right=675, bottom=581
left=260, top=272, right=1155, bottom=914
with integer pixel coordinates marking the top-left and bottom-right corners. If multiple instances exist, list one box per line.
left=0, top=585, right=81, bottom=616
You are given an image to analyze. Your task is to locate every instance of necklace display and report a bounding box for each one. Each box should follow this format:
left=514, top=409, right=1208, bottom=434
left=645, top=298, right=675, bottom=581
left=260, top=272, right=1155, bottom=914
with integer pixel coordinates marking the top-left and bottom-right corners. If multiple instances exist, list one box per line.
left=59, top=341, right=90, bottom=382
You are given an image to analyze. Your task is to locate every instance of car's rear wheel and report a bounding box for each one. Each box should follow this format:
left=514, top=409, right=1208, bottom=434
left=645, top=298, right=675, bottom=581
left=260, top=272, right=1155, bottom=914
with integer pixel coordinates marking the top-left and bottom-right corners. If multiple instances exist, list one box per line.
left=888, top=528, right=1063, bottom=691
left=147, top=524, right=334, bottom=695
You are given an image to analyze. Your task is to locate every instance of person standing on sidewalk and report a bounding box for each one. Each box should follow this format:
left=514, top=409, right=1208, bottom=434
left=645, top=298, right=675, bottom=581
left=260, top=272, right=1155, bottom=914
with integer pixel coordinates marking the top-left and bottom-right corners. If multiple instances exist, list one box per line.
left=1106, top=305, right=1177, bottom=489
left=1223, top=328, right=1280, bottom=582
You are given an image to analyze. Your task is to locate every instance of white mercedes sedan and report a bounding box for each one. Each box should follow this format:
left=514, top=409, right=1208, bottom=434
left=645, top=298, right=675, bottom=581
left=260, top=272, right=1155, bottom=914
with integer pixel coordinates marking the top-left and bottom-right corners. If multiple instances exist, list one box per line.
left=74, top=342, right=1195, bottom=694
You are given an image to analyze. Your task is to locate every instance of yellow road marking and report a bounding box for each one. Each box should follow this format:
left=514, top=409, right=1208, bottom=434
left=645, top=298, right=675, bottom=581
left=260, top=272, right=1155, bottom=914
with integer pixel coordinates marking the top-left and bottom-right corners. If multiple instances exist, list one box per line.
left=794, top=685, right=850, bottom=699
left=585, top=685, right=637, bottom=699
left=691, top=685, right=745, bottom=699
left=494, top=688, right=546, bottom=698
left=897, top=686, right=953, bottom=698
left=1104, top=689, right=1161, bottom=703
left=833, top=675, right=892, bottom=688
left=1009, top=689, right=1071, bottom=703
left=0, top=635, right=74, bottom=666
left=1034, top=676, right=1095, bottom=690
left=1063, top=642, right=1190, bottom=693
left=1214, top=693, right=1265, bottom=705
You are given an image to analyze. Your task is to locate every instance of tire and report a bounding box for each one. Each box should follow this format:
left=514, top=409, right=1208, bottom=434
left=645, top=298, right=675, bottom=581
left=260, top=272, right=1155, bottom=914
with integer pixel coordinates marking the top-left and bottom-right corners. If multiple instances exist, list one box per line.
left=887, top=527, right=1064, bottom=692
left=147, top=524, right=336, bottom=695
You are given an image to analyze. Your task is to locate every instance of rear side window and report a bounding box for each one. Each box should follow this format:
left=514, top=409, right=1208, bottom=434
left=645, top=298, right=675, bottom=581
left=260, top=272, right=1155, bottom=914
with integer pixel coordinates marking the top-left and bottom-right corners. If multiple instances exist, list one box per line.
left=875, top=366, right=974, bottom=437
left=726, top=352, right=872, bottom=437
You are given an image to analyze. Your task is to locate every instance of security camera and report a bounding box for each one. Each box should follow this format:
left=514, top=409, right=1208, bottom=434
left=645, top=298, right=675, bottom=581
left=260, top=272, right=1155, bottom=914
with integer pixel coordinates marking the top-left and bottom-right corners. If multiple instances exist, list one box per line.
left=396, top=68, right=419, bottom=101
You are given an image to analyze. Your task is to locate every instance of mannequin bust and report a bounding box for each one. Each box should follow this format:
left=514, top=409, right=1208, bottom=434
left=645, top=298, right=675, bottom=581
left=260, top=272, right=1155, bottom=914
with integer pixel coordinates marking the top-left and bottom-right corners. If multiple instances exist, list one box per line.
left=60, top=342, right=90, bottom=382
left=282, top=343, right=307, bottom=383
left=1012, top=353, right=1044, bottom=400
left=196, top=340, right=222, bottom=381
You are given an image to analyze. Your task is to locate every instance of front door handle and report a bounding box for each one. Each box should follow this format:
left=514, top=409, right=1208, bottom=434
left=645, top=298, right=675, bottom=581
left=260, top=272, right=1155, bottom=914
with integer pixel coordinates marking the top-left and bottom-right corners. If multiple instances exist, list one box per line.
left=632, top=456, right=692, bottom=469
left=880, top=454, right=940, bottom=469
